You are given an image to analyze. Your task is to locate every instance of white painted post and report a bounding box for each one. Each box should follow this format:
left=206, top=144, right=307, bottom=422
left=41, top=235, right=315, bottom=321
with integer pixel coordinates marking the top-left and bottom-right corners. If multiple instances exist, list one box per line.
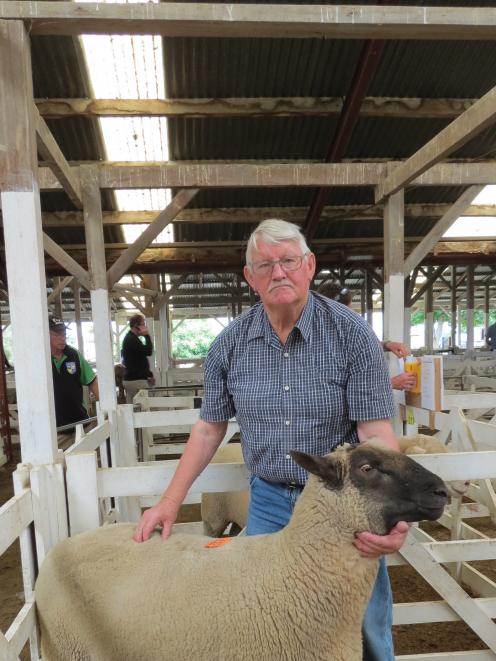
left=30, top=462, right=68, bottom=564
left=12, top=466, right=40, bottom=660
left=383, top=191, right=405, bottom=435
left=115, top=404, right=142, bottom=522
left=1, top=20, right=58, bottom=466
left=66, top=451, right=101, bottom=535
left=81, top=164, right=117, bottom=414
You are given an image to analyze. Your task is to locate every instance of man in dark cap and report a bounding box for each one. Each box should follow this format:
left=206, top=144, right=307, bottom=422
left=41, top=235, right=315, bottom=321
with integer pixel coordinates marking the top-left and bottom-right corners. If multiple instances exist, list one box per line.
left=49, top=317, right=99, bottom=429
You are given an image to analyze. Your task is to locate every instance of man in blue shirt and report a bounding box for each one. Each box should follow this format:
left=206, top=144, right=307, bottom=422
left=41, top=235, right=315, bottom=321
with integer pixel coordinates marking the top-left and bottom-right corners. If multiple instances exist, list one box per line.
left=135, top=219, right=407, bottom=660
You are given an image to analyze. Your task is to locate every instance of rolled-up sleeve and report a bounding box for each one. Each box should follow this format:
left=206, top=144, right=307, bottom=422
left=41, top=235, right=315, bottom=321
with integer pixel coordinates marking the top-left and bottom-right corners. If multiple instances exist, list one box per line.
left=200, top=336, right=236, bottom=422
left=346, top=325, right=396, bottom=422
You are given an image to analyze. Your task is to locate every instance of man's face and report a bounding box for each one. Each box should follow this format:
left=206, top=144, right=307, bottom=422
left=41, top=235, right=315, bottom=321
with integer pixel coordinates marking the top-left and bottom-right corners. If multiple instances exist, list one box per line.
left=243, top=240, right=316, bottom=309
left=49, top=328, right=66, bottom=354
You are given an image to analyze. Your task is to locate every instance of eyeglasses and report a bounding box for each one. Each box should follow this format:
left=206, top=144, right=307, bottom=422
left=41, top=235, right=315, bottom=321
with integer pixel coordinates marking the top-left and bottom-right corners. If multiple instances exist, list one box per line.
left=249, top=254, right=309, bottom=277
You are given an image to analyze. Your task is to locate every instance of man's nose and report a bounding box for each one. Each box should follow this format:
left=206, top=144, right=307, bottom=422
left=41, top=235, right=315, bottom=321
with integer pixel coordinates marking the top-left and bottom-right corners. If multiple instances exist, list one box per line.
left=271, top=261, right=285, bottom=277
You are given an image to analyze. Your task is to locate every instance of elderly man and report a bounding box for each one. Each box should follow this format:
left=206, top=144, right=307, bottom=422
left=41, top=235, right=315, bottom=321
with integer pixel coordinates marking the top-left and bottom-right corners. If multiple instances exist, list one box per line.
left=134, top=219, right=406, bottom=661
left=49, top=317, right=99, bottom=429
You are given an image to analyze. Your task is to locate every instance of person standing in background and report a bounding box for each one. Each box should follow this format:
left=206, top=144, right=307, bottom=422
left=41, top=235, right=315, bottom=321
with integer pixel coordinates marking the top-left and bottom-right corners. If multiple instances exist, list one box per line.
left=485, top=321, right=496, bottom=351
left=121, top=314, right=154, bottom=403
left=49, top=316, right=99, bottom=429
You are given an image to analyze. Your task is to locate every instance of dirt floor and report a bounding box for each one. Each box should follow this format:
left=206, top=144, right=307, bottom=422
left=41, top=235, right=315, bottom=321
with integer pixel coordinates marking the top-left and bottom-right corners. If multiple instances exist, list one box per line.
left=1, top=446, right=495, bottom=658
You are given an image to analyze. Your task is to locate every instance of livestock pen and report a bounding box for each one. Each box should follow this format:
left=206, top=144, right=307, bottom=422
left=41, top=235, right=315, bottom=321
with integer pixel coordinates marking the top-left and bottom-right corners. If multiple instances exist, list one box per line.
left=3, top=397, right=496, bottom=659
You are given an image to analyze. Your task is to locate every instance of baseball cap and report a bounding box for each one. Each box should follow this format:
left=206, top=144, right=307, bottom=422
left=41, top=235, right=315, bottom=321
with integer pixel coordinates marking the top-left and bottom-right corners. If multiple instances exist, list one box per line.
left=49, top=316, right=68, bottom=331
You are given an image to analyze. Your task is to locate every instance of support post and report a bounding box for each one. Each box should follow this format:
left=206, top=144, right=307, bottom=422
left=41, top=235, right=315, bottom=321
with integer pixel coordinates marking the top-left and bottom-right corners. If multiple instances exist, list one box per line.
left=425, top=269, right=434, bottom=351
left=466, top=264, right=475, bottom=351
left=158, top=298, right=171, bottom=386
left=383, top=191, right=405, bottom=345
left=365, top=270, right=374, bottom=326
left=0, top=20, right=58, bottom=465
left=72, top=279, right=84, bottom=353
left=451, top=266, right=457, bottom=349
left=81, top=164, right=117, bottom=413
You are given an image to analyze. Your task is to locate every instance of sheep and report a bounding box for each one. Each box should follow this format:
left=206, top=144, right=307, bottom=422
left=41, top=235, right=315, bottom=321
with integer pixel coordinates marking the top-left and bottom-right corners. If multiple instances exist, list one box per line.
left=201, top=443, right=249, bottom=536
left=35, top=443, right=448, bottom=661
left=201, top=435, right=467, bottom=538
left=398, top=433, right=470, bottom=497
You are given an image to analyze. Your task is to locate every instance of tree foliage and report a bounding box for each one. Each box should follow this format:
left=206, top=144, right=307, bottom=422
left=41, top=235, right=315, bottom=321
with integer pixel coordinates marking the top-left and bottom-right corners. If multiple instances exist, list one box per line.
left=171, top=319, right=219, bottom=359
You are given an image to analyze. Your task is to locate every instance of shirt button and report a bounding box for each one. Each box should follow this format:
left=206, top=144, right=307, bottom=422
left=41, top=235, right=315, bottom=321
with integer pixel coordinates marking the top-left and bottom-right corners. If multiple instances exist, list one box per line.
left=283, top=352, right=289, bottom=358
left=285, top=420, right=290, bottom=426
left=285, top=454, right=291, bottom=459
left=284, top=385, right=290, bottom=391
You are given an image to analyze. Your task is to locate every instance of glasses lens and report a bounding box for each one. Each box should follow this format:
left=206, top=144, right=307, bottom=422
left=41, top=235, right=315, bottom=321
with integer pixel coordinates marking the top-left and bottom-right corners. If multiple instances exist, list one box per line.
left=281, top=256, right=302, bottom=271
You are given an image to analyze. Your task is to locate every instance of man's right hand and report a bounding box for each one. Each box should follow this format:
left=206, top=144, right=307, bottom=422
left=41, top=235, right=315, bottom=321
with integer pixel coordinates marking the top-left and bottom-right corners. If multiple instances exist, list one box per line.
left=133, top=495, right=181, bottom=543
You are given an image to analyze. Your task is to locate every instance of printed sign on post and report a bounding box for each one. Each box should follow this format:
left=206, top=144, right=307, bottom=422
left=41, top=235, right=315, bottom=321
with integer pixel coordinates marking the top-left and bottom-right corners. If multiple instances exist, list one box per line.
left=420, top=355, right=444, bottom=411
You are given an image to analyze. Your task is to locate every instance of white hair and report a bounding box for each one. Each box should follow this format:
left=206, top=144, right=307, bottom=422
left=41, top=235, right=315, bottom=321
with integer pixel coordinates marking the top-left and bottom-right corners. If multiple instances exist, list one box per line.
left=245, top=219, right=309, bottom=265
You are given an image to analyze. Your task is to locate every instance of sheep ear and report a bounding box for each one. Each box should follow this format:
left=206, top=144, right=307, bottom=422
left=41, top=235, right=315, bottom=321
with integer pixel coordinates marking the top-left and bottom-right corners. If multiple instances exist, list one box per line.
left=289, top=451, right=345, bottom=489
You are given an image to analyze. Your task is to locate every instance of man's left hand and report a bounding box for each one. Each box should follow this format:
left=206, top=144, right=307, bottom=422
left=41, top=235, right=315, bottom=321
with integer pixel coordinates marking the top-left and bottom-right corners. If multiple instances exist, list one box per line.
left=353, top=521, right=409, bottom=558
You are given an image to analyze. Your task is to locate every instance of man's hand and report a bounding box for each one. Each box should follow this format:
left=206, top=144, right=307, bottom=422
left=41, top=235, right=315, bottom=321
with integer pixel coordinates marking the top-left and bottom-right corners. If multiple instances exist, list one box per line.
left=391, top=372, right=417, bottom=391
left=133, top=495, right=181, bottom=543
left=384, top=341, right=410, bottom=358
left=353, top=521, right=409, bottom=558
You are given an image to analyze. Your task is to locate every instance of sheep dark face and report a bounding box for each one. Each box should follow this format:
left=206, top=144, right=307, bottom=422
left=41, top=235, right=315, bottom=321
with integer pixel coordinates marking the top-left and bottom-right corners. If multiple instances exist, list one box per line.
left=291, top=443, right=448, bottom=533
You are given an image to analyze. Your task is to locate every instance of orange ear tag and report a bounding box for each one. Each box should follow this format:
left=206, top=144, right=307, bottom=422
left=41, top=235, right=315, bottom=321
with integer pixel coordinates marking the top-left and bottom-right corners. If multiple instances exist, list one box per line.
left=204, top=538, right=232, bottom=549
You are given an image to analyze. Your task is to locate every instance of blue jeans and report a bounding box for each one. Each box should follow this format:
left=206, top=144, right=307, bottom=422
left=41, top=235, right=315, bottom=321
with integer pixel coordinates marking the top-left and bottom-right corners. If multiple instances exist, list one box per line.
left=246, top=475, right=394, bottom=661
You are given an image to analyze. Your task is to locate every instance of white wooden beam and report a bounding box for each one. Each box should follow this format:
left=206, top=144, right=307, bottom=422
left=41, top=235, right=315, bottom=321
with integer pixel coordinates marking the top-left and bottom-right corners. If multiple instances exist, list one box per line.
left=376, top=85, right=496, bottom=203
left=106, top=188, right=198, bottom=287
left=404, top=186, right=485, bottom=274
left=34, top=107, right=82, bottom=208
left=2, top=3, right=496, bottom=40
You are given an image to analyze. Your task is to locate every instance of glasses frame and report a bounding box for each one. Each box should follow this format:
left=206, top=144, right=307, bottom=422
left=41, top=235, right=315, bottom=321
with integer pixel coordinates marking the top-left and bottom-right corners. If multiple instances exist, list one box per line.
left=249, top=252, right=309, bottom=277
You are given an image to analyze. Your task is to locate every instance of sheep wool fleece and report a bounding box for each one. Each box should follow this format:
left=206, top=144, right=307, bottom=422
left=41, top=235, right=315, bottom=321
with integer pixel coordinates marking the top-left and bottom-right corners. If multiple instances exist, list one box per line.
left=36, top=476, right=378, bottom=661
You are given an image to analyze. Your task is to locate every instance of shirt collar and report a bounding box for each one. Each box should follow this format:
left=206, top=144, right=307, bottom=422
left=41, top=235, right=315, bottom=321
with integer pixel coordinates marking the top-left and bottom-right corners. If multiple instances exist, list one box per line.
left=246, top=293, right=315, bottom=344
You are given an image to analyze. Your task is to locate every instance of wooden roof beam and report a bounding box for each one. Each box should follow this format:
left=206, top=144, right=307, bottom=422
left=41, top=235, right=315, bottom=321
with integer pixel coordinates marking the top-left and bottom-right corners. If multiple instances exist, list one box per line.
left=2, top=3, right=496, bottom=40
left=34, top=107, right=82, bottom=208
left=37, top=204, right=496, bottom=228
left=34, top=96, right=478, bottom=120
left=47, top=275, right=73, bottom=304
left=37, top=161, right=496, bottom=191
left=106, top=188, right=198, bottom=287
left=42, top=233, right=91, bottom=291
left=403, top=186, right=484, bottom=274
left=376, top=84, right=496, bottom=203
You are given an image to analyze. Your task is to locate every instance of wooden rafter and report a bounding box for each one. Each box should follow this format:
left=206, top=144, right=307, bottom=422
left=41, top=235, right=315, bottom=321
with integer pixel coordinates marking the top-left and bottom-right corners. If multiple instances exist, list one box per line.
left=34, top=107, right=82, bottom=208
left=106, top=188, right=199, bottom=287
left=34, top=96, right=477, bottom=120
left=42, top=233, right=91, bottom=291
left=403, top=186, right=485, bottom=274
left=37, top=161, right=496, bottom=191
left=2, top=3, right=496, bottom=40
left=36, top=204, right=496, bottom=228
left=376, top=84, right=496, bottom=203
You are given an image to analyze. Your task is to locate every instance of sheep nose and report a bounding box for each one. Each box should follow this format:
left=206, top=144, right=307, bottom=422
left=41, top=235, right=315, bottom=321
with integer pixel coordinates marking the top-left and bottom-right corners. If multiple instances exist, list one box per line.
left=434, top=486, right=448, bottom=499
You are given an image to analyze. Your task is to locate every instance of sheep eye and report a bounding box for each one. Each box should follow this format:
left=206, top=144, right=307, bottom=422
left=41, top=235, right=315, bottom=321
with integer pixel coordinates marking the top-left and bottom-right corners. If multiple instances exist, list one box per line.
left=360, top=464, right=373, bottom=472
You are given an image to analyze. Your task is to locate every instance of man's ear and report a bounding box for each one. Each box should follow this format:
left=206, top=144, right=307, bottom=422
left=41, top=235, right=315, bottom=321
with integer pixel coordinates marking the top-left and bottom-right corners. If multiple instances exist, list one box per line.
left=289, top=450, right=345, bottom=490
left=243, top=264, right=256, bottom=291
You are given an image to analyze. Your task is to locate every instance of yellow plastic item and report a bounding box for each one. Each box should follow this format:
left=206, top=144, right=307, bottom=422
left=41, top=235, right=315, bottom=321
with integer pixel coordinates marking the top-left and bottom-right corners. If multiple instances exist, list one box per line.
left=405, top=357, right=421, bottom=394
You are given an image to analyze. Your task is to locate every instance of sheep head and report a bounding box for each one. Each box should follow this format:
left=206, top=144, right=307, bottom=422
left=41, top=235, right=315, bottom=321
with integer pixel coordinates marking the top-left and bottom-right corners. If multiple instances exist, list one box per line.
left=290, top=443, right=448, bottom=535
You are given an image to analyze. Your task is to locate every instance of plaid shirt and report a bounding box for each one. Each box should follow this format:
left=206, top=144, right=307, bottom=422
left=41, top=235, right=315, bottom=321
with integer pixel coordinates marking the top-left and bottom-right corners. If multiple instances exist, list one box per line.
left=201, top=292, right=395, bottom=485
